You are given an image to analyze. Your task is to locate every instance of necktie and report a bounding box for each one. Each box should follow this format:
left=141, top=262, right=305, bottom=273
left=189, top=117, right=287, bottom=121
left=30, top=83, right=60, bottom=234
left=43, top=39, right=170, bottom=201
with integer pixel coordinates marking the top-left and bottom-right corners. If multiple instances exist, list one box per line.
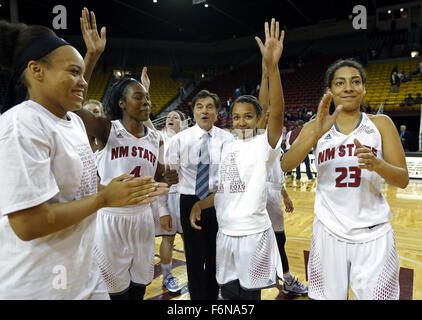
left=195, top=133, right=210, bottom=200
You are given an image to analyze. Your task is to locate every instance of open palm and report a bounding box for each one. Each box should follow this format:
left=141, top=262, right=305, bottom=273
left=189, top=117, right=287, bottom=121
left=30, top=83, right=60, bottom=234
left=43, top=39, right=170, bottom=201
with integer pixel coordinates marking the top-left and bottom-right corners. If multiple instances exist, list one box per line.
left=313, top=93, right=343, bottom=140
left=255, top=18, right=285, bottom=69
left=80, top=7, right=106, bottom=55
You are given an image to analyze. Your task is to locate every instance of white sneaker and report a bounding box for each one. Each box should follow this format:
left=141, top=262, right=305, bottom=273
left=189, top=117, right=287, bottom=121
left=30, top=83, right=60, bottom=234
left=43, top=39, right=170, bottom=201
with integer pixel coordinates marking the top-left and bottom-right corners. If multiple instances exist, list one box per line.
left=282, top=278, right=308, bottom=296
left=163, top=274, right=181, bottom=293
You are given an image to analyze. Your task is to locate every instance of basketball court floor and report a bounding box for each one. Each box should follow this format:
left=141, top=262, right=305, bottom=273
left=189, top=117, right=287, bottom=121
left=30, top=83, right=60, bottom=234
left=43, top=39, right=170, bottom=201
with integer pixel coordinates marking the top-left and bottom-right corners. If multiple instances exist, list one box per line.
left=145, top=177, right=422, bottom=300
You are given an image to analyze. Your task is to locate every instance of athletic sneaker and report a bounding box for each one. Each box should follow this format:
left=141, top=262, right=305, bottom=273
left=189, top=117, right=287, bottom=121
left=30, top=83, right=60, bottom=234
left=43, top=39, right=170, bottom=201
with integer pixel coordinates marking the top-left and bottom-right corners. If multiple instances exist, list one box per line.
left=282, top=278, right=308, bottom=296
left=163, top=274, right=181, bottom=293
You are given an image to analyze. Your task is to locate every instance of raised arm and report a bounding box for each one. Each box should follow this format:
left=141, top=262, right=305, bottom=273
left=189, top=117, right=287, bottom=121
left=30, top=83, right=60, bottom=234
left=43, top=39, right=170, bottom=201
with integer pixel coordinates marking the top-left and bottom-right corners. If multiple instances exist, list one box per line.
left=75, top=106, right=111, bottom=147
left=281, top=93, right=342, bottom=172
left=140, top=66, right=155, bottom=130
left=80, top=7, right=106, bottom=85
left=255, top=18, right=285, bottom=148
left=257, top=59, right=269, bottom=130
left=75, top=7, right=111, bottom=145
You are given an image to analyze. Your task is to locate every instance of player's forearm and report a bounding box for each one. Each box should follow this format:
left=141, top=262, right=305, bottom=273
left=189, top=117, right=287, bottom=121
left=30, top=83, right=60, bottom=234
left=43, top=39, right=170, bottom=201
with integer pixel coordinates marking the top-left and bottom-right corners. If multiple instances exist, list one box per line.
left=375, top=160, right=409, bottom=189
left=282, top=135, right=316, bottom=172
left=257, top=75, right=269, bottom=130
left=196, top=192, right=216, bottom=210
left=83, top=52, right=101, bottom=86
left=267, top=66, right=284, bottom=147
left=8, top=193, right=104, bottom=241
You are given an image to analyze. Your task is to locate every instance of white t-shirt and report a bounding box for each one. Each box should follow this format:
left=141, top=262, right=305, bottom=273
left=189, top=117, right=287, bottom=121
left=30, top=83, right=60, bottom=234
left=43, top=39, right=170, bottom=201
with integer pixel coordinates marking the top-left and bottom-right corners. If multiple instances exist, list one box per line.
left=214, top=130, right=283, bottom=236
left=0, top=100, right=99, bottom=299
left=267, top=151, right=285, bottom=188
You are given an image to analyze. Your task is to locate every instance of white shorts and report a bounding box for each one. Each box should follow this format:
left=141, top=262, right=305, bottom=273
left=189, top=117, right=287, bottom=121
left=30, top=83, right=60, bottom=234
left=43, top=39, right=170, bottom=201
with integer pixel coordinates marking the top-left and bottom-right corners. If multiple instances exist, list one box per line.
left=216, top=228, right=284, bottom=290
left=308, top=217, right=400, bottom=300
left=152, top=192, right=183, bottom=236
left=94, top=206, right=155, bottom=294
left=86, top=248, right=110, bottom=300
left=266, top=184, right=285, bottom=232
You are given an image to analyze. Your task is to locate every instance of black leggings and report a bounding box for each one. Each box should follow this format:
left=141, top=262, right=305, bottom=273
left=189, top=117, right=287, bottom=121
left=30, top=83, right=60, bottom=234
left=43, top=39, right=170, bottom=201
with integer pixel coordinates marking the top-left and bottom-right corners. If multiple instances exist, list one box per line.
left=220, top=280, right=261, bottom=300
left=109, top=282, right=146, bottom=300
left=275, top=231, right=289, bottom=273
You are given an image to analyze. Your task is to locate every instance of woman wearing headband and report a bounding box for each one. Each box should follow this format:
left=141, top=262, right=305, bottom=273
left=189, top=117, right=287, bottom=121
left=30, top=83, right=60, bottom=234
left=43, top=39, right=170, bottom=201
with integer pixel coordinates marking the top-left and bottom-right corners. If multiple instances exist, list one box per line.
left=0, top=20, right=167, bottom=299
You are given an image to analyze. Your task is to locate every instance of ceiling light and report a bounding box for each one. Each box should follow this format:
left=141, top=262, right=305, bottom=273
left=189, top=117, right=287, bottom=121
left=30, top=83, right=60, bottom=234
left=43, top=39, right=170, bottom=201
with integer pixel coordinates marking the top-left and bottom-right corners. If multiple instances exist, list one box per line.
left=204, top=4, right=209, bottom=7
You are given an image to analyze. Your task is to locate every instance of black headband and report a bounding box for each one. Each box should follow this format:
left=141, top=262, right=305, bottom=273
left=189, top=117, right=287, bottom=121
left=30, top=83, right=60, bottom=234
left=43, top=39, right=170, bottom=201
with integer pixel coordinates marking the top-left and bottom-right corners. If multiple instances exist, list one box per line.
left=171, top=110, right=185, bottom=121
left=16, top=32, right=70, bottom=76
left=1, top=32, right=70, bottom=113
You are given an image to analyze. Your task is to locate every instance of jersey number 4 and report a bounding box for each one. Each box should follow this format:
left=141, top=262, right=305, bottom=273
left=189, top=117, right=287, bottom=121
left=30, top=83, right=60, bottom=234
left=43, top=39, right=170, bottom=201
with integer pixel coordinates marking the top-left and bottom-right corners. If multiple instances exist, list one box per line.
left=335, top=166, right=361, bottom=188
left=130, top=166, right=142, bottom=177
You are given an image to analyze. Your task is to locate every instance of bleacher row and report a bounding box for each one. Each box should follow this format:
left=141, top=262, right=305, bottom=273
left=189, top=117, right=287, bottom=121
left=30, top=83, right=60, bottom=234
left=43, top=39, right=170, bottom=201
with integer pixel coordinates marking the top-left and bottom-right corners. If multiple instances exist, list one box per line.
left=1, top=56, right=421, bottom=123
left=364, top=59, right=422, bottom=112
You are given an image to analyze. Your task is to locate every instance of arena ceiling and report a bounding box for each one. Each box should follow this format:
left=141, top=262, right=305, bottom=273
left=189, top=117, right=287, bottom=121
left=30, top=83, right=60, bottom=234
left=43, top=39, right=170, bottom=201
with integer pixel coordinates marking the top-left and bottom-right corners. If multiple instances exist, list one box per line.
left=0, top=0, right=414, bottom=42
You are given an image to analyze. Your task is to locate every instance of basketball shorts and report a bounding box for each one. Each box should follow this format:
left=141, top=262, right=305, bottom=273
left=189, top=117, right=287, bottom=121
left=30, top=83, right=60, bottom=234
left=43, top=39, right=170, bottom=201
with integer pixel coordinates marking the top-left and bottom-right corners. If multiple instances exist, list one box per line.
left=308, top=217, right=400, bottom=300
left=86, top=249, right=110, bottom=300
left=152, top=192, right=183, bottom=236
left=266, top=183, right=285, bottom=232
left=216, top=228, right=284, bottom=290
left=94, top=206, right=155, bottom=294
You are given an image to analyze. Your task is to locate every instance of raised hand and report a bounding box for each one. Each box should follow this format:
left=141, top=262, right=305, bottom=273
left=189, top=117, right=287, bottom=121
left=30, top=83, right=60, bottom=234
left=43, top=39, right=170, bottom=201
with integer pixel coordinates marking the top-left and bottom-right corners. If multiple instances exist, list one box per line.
left=255, top=18, right=285, bottom=69
left=80, top=7, right=106, bottom=56
left=354, top=138, right=380, bottom=171
left=312, top=93, right=343, bottom=142
left=141, top=66, right=151, bottom=92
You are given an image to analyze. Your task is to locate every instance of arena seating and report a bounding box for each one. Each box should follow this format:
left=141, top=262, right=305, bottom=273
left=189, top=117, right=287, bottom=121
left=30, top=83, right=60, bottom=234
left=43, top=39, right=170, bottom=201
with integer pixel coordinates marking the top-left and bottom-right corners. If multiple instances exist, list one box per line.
left=85, top=71, right=111, bottom=102
left=145, top=66, right=188, bottom=116
left=364, top=59, right=422, bottom=112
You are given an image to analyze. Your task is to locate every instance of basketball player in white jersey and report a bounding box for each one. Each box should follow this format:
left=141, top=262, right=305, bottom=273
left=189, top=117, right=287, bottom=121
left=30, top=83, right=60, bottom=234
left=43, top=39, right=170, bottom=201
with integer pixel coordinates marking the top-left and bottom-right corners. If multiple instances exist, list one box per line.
left=281, top=59, right=409, bottom=300
left=76, top=9, right=178, bottom=299
left=190, top=19, right=285, bottom=300
left=0, top=19, right=167, bottom=300
left=75, top=75, right=178, bottom=300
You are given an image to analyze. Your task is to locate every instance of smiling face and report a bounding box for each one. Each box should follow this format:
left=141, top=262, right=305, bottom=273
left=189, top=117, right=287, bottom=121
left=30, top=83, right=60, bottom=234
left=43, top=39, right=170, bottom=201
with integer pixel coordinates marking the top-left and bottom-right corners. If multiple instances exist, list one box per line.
left=193, top=97, right=218, bottom=131
left=166, top=111, right=182, bottom=134
left=327, top=66, right=366, bottom=112
left=232, top=102, right=260, bottom=139
left=30, top=45, right=87, bottom=117
left=119, top=81, right=151, bottom=122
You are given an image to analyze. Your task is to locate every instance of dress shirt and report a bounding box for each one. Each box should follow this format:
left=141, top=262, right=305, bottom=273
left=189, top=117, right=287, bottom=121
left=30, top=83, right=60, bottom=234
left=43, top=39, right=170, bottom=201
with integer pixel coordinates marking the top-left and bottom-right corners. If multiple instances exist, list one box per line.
left=166, top=124, right=234, bottom=195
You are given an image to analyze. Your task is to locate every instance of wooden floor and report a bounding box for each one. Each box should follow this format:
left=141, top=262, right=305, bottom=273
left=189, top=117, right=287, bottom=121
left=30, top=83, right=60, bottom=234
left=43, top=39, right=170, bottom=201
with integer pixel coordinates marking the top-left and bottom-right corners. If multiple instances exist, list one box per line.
left=145, top=177, right=422, bottom=300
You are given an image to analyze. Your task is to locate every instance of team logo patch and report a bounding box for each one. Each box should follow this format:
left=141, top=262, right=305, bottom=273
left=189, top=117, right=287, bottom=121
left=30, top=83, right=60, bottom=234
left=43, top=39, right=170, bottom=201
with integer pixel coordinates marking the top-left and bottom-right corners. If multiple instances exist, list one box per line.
left=355, top=124, right=375, bottom=135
